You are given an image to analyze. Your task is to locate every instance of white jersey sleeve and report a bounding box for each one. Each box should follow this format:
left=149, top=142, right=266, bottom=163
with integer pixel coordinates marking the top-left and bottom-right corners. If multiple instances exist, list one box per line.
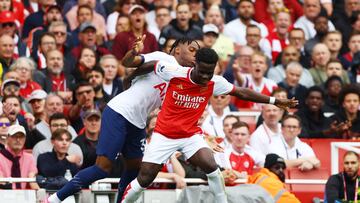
left=142, top=51, right=174, bottom=63
left=154, top=60, right=189, bottom=81
left=212, top=75, right=235, bottom=96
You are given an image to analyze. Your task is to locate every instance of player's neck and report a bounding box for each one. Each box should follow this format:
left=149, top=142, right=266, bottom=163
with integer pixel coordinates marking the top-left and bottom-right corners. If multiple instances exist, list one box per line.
left=232, top=146, right=244, bottom=154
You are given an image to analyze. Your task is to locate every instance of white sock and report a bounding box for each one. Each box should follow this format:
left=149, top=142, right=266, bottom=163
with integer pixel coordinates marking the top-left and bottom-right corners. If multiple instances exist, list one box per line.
left=206, top=168, right=228, bottom=203
left=121, top=179, right=146, bottom=203
left=47, top=193, right=61, bottom=203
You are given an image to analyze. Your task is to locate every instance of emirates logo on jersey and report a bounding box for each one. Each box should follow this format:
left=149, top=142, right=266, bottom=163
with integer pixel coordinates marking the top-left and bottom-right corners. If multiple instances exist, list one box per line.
left=172, top=91, right=206, bottom=109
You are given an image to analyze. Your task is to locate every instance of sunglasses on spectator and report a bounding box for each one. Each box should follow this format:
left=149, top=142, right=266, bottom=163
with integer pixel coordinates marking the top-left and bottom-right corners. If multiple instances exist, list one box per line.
left=53, top=31, right=66, bottom=36
left=1, top=23, right=15, bottom=28
left=4, top=85, right=20, bottom=92
left=0, top=122, right=11, bottom=127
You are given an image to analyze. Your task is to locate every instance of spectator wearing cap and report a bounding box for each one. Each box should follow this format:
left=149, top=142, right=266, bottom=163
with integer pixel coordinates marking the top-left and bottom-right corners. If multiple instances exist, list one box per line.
left=99, top=55, right=124, bottom=102
left=224, top=0, right=269, bottom=46
left=27, top=5, right=63, bottom=57
left=21, top=0, right=57, bottom=40
left=247, top=153, right=300, bottom=203
left=28, top=89, right=47, bottom=123
left=0, top=78, right=32, bottom=113
left=158, top=2, right=203, bottom=50
left=269, top=115, right=320, bottom=171
left=9, top=57, right=42, bottom=99
left=71, top=22, right=111, bottom=61
left=202, top=24, right=219, bottom=49
left=204, top=4, right=235, bottom=62
left=70, top=5, right=95, bottom=47
left=0, top=34, right=16, bottom=76
left=0, top=0, right=25, bottom=26
left=0, top=114, right=11, bottom=149
left=0, top=125, right=39, bottom=189
left=32, top=113, right=82, bottom=163
left=37, top=128, right=80, bottom=185
left=40, top=49, right=76, bottom=93
left=0, top=11, right=28, bottom=57
left=73, top=109, right=101, bottom=169
left=65, top=0, right=107, bottom=41
left=112, top=4, right=158, bottom=61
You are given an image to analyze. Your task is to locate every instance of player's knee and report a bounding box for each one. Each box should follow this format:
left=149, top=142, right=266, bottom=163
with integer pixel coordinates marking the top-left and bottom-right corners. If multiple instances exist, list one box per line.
left=137, top=168, right=158, bottom=187
left=96, top=156, right=113, bottom=173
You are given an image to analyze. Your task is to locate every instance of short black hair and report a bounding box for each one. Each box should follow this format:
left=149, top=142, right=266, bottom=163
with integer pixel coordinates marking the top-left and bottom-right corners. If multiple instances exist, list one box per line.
left=338, top=84, right=360, bottom=105
left=324, top=75, right=343, bottom=89
left=75, top=81, right=94, bottom=92
left=169, top=38, right=200, bottom=54
left=49, top=113, right=69, bottom=126
left=305, top=86, right=325, bottom=99
left=281, top=114, right=302, bottom=127
left=88, top=66, right=104, bottom=77
left=2, top=95, right=20, bottom=104
left=195, top=48, right=219, bottom=64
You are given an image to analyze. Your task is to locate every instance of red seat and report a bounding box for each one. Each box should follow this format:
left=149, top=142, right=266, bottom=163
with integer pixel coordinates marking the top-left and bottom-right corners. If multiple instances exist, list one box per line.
left=288, top=168, right=329, bottom=203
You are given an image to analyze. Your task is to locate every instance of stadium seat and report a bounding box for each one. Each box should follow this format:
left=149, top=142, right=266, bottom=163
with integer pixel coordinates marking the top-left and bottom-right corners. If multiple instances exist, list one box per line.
left=288, top=168, right=329, bottom=203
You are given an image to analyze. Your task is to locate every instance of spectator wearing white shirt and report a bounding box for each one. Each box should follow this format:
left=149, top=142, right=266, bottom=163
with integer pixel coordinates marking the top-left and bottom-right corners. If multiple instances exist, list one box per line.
left=271, top=114, right=321, bottom=171
left=294, top=0, right=335, bottom=40
left=223, top=0, right=268, bottom=46
left=250, top=104, right=282, bottom=155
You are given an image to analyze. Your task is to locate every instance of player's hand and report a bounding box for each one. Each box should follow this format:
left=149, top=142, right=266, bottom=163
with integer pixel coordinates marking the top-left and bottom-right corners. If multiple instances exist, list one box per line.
left=131, top=34, right=146, bottom=55
left=275, top=97, right=298, bottom=111
left=205, top=136, right=224, bottom=153
left=173, top=174, right=186, bottom=189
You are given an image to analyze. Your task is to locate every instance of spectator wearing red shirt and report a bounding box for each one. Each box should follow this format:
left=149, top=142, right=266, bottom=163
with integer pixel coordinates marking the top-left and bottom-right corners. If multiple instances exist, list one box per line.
left=265, top=9, right=292, bottom=63
left=0, top=0, right=25, bottom=26
left=112, top=5, right=158, bottom=61
left=9, top=57, right=41, bottom=99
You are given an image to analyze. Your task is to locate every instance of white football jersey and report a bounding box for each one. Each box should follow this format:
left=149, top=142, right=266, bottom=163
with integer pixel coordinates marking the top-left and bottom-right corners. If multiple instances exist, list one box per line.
left=107, top=51, right=177, bottom=128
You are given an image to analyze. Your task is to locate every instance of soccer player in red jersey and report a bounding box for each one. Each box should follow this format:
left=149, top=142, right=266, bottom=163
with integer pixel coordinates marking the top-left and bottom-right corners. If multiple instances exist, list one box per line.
left=122, top=48, right=298, bottom=203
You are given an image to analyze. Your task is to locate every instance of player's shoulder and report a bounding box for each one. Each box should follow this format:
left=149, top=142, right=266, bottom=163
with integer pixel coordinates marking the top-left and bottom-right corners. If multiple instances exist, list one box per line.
left=143, top=51, right=177, bottom=63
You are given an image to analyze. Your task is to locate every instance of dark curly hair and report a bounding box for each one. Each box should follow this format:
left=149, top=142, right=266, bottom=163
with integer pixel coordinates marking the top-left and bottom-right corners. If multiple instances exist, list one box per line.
left=195, top=48, right=219, bottom=64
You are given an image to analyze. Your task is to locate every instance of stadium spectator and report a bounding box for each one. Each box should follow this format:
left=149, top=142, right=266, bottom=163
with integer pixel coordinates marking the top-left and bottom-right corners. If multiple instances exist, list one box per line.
left=65, top=0, right=107, bottom=41
left=325, top=59, right=351, bottom=84
left=158, top=2, right=203, bottom=49
left=32, top=113, right=82, bottom=162
left=277, top=62, right=308, bottom=108
left=325, top=151, right=360, bottom=202
left=72, top=47, right=97, bottom=83
left=250, top=104, right=282, bottom=155
left=28, top=89, right=47, bottom=123
left=0, top=34, right=16, bottom=76
left=266, top=8, right=292, bottom=62
left=0, top=125, right=39, bottom=189
left=323, top=31, right=343, bottom=60
left=224, top=0, right=268, bottom=46
left=217, top=122, right=265, bottom=178
left=270, top=115, right=320, bottom=171
left=70, top=5, right=94, bottom=47
left=234, top=52, right=277, bottom=109
left=202, top=24, right=219, bottom=49
left=37, top=128, right=80, bottom=188
left=32, top=32, right=57, bottom=69
left=9, top=57, right=42, bottom=99
left=188, top=0, right=204, bottom=27
left=99, top=55, right=123, bottom=102
left=0, top=114, right=10, bottom=149
left=21, top=0, right=56, bottom=40
left=68, top=82, right=97, bottom=132
left=71, top=22, right=110, bottom=62
left=323, top=75, right=343, bottom=113
left=247, top=153, right=300, bottom=203
left=295, top=86, right=349, bottom=138
left=202, top=94, right=237, bottom=139
left=0, top=11, right=27, bottom=57
left=294, top=0, right=335, bottom=40
left=304, top=15, right=330, bottom=55
left=148, top=6, right=172, bottom=40
left=112, top=5, right=158, bottom=61
left=0, top=0, right=25, bottom=26
left=48, top=21, right=73, bottom=61
left=2, top=95, right=31, bottom=133
left=73, top=109, right=101, bottom=169
left=204, top=4, right=235, bottom=61
left=0, top=78, right=27, bottom=112
left=86, top=67, right=107, bottom=110
left=330, top=84, right=360, bottom=139
left=309, top=43, right=332, bottom=86
left=340, top=32, right=360, bottom=70
left=41, top=49, right=76, bottom=93
left=245, top=25, right=272, bottom=60
left=222, top=115, right=241, bottom=149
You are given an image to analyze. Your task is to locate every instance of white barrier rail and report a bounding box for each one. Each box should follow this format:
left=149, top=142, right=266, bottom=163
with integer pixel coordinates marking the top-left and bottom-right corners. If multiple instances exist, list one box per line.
left=331, top=142, right=360, bottom=174
left=0, top=177, right=327, bottom=185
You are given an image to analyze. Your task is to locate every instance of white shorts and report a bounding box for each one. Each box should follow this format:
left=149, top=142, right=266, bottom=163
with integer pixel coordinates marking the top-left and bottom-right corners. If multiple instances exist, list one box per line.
left=142, top=132, right=210, bottom=164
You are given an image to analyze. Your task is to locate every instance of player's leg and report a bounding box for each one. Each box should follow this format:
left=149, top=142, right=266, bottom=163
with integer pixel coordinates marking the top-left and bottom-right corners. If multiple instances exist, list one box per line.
left=184, top=135, right=228, bottom=203
left=48, top=107, right=128, bottom=203
left=121, top=132, right=178, bottom=203
left=116, top=123, right=147, bottom=203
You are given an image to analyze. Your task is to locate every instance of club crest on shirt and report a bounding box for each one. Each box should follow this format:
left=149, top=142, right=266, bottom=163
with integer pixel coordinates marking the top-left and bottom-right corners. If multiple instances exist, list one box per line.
left=243, top=161, right=249, bottom=168
left=176, top=84, right=184, bottom=89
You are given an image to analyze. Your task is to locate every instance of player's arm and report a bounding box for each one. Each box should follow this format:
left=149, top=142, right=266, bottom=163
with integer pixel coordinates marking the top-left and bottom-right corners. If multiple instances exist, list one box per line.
left=121, top=35, right=146, bottom=67
left=229, top=86, right=299, bottom=110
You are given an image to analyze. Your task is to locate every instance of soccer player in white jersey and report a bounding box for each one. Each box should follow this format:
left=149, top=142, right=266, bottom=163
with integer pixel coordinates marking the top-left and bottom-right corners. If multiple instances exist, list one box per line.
left=48, top=37, right=201, bottom=203
left=121, top=48, right=298, bottom=203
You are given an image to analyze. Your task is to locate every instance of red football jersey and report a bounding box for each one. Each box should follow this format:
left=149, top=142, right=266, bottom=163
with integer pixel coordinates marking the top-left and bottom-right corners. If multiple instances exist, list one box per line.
left=153, top=61, right=235, bottom=139
left=229, top=151, right=255, bottom=175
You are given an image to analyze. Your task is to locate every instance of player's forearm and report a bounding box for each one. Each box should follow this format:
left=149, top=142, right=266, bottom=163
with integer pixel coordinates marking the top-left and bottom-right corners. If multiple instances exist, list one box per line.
left=230, top=86, right=272, bottom=104
left=131, top=61, right=157, bottom=78
left=121, top=50, right=143, bottom=67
